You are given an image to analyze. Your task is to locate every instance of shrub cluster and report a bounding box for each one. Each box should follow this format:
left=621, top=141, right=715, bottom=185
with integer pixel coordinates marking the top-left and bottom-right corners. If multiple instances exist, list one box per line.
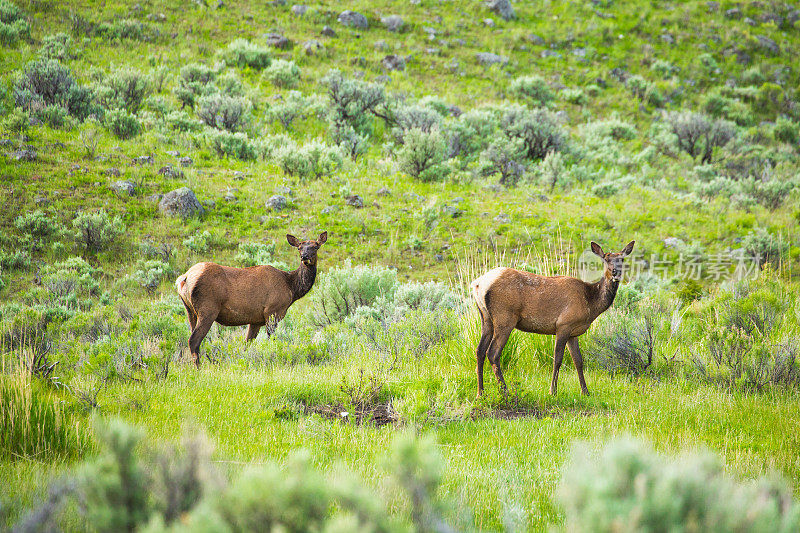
left=263, top=59, right=300, bottom=88
left=72, top=209, right=125, bottom=253
left=14, top=59, right=92, bottom=121
left=222, top=38, right=271, bottom=69
left=274, top=139, right=344, bottom=179
left=0, top=0, right=30, bottom=46
left=196, top=93, right=251, bottom=132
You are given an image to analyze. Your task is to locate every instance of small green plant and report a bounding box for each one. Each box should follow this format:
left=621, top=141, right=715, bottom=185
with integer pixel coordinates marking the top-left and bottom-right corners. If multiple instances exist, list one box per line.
left=182, top=231, right=213, bottom=254
left=480, top=137, right=525, bottom=185
left=132, top=260, right=172, bottom=293
left=72, top=209, right=125, bottom=253
left=97, top=67, right=150, bottom=113
left=509, top=75, right=554, bottom=106
left=38, top=32, right=76, bottom=60
left=664, top=111, right=736, bottom=164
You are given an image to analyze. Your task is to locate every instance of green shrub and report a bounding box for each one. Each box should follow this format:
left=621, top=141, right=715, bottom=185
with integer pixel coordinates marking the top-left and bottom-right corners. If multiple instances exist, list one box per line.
left=196, top=93, right=251, bottom=132
left=14, top=59, right=76, bottom=111
left=324, top=69, right=386, bottom=135
left=773, top=116, right=799, bottom=145
left=310, top=261, right=398, bottom=326
left=132, top=260, right=172, bottom=293
left=234, top=242, right=277, bottom=267
left=263, top=59, right=300, bottom=88
left=509, top=75, right=554, bottom=106
left=38, top=32, right=75, bottom=60
left=625, top=75, right=664, bottom=106
left=479, top=137, right=525, bottom=185
left=268, top=90, right=312, bottom=129
left=222, top=38, right=271, bottom=69
left=446, top=108, right=498, bottom=161
left=742, top=228, right=788, bottom=266
left=99, top=68, right=150, bottom=112
left=500, top=105, right=566, bottom=161
left=215, top=71, right=245, bottom=96
left=2, top=107, right=29, bottom=133
left=43, top=256, right=101, bottom=310
left=396, top=128, right=450, bottom=182
left=560, top=88, right=587, bottom=105
left=664, top=111, right=736, bottom=164
left=0, top=377, right=90, bottom=460
left=205, top=130, right=257, bottom=160
left=164, top=110, right=204, bottom=132
left=392, top=103, right=443, bottom=143
left=72, top=209, right=125, bottom=253
left=592, top=180, right=621, bottom=198
left=174, top=63, right=217, bottom=110
left=1, top=249, right=32, bottom=270
left=104, top=107, right=140, bottom=139
left=15, top=210, right=60, bottom=252
left=588, top=308, right=657, bottom=377
left=650, top=59, right=678, bottom=78
left=275, top=139, right=344, bottom=179
left=559, top=437, right=800, bottom=532
left=0, top=0, right=30, bottom=46
left=182, top=231, right=213, bottom=254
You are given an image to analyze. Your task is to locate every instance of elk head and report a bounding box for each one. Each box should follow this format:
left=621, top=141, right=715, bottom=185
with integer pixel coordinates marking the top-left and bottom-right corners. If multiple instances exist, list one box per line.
left=591, top=240, right=635, bottom=282
left=287, top=231, right=328, bottom=267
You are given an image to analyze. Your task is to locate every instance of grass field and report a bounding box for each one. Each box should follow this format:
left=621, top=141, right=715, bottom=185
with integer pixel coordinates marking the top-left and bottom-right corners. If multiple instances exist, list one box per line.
left=2, top=0, right=800, bottom=530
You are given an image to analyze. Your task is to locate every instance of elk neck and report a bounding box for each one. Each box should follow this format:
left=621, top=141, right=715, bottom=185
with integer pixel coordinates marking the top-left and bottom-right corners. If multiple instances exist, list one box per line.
left=587, top=269, right=620, bottom=319
left=288, top=260, right=317, bottom=301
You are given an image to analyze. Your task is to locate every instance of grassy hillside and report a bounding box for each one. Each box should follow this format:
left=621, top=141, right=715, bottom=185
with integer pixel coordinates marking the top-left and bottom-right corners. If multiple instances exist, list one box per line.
left=2, top=0, right=800, bottom=531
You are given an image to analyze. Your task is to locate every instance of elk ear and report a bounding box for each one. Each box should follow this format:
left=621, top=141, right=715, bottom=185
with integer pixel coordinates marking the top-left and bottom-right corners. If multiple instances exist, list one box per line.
left=621, top=240, right=635, bottom=256
left=317, top=231, right=328, bottom=245
left=286, top=234, right=300, bottom=247
left=590, top=241, right=605, bottom=258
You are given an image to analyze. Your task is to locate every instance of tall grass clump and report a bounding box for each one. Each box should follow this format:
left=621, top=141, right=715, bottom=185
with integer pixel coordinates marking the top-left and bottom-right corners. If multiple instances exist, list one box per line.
left=559, top=437, right=800, bottom=532
left=0, top=376, right=90, bottom=460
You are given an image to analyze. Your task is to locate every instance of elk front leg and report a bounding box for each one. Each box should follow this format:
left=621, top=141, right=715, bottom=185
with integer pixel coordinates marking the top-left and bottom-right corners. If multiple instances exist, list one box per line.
left=245, top=324, right=262, bottom=341
left=567, top=337, right=590, bottom=395
left=550, top=333, right=569, bottom=395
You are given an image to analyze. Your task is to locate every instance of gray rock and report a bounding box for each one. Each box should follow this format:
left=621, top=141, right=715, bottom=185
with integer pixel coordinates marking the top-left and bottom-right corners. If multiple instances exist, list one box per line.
left=434, top=254, right=444, bottom=262
left=266, top=195, right=287, bottom=211
left=302, top=39, right=324, bottom=55
left=111, top=180, right=136, bottom=196
left=12, top=149, right=36, bottom=162
left=165, top=150, right=180, bottom=157
left=660, top=33, right=674, bottom=44
left=526, top=33, right=545, bottom=45
left=224, top=191, right=237, bottom=202
left=374, top=39, right=389, bottom=51
left=376, top=187, right=391, bottom=196
left=494, top=213, right=511, bottom=223
left=158, top=165, right=184, bottom=178
left=382, top=15, right=404, bottom=31
left=483, top=18, right=495, bottom=27
left=338, top=10, right=368, bottom=29
left=321, top=205, right=339, bottom=214
left=540, top=50, right=561, bottom=58
left=744, top=17, right=758, bottom=26
left=442, top=205, right=463, bottom=218
left=426, top=48, right=440, bottom=55
left=133, top=155, right=153, bottom=164
left=146, top=193, right=163, bottom=203
left=232, top=171, right=245, bottom=180
left=404, top=192, right=425, bottom=202
left=475, top=52, right=508, bottom=66
left=486, top=0, right=515, bottom=20
left=572, top=47, right=586, bottom=57
left=259, top=215, right=270, bottom=224
left=276, top=185, right=292, bottom=195
left=321, top=25, right=337, bottom=37
left=345, top=194, right=364, bottom=208
left=204, top=200, right=216, bottom=209
left=264, top=33, right=293, bottom=49
left=756, top=35, right=780, bottom=55
left=34, top=196, right=49, bottom=206
left=158, top=187, right=204, bottom=218
left=178, top=156, right=193, bottom=167
left=451, top=196, right=464, bottom=204
left=381, top=54, right=406, bottom=71
left=724, top=7, right=741, bottom=19
left=291, top=4, right=307, bottom=16
left=105, top=167, right=122, bottom=177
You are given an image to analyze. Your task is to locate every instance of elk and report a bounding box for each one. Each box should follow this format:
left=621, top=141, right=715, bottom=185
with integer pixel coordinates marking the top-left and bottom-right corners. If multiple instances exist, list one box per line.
left=471, top=240, right=635, bottom=397
left=175, top=232, right=328, bottom=367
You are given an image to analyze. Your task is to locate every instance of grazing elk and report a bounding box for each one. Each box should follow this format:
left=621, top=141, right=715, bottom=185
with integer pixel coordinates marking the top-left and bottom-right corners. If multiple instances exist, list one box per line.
left=175, top=232, right=328, bottom=367
left=471, top=240, right=635, bottom=397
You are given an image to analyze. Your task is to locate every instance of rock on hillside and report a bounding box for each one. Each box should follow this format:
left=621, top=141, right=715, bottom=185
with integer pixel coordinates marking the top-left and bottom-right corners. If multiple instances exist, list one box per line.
left=158, top=187, right=204, bottom=218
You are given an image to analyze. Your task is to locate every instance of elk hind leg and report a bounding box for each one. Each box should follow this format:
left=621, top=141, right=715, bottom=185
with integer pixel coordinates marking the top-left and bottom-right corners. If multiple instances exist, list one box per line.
left=486, top=324, right=514, bottom=395
left=245, top=324, right=262, bottom=342
left=476, top=311, right=494, bottom=398
left=189, top=311, right=218, bottom=368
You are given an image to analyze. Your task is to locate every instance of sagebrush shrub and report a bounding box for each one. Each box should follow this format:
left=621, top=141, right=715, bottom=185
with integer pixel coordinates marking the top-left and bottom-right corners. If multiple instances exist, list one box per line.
left=480, top=137, right=525, bottom=185
left=324, top=69, right=386, bottom=135
left=397, top=128, right=450, bottom=182
left=234, top=242, right=277, bottom=267
left=104, top=108, right=141, bottom=139
left=174, top=63, right=217, bottom=109
left=310, top=261, right=398, bottom=325
left=742, top=228, right=787, bottom=266
left=72, top=209, right=125, bottom=253
left=38, top=32, right=75, bottom=60
left=99, top=68, right=150, bottom=112
left=43, top=256, right=101, bottom=309
left=263, top=59, right=300, bottom=88
left=275, top=139, right=344, bottom=179
left=392, top=103, right=443, bottom=143
left=14, top=59, right=76, bottom=111
left=205, top=130, right=257, bottom=160
left=588, top=308, right=657, bottom=377
left=625, top=75, right=664, bottom=106
left=163, top=110, right=203, bottom=132
left=132, top=260, right=172, bottom=293
left=559, top=437, right=800, bottom=532
left=223, top=38, right=271, bottom=69
left=665, top=111, right=736, bottom=164
left=446, top=108, right=498, bottom=161
left=501, top=105, right=566, bottom=161
left=509, top=75, right=554, bottom=106
left=196, top=93, right=251, bottom=132
left=15, top=210, right=60, bottom=251
left=773, top=116, right=799, bottom=144
left=215, top=71, right=245, bottom=96
left=0, top=0, right=30, bottom=46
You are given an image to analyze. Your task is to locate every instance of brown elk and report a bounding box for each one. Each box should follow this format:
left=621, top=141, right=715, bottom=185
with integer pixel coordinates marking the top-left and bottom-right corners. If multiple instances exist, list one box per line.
left=175, top=232, right=328, bottom=367
left=471, top=240, right=635, bottom=397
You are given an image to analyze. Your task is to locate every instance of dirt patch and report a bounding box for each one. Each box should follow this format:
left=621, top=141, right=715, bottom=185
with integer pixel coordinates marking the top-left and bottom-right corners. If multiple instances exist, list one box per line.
left=303, top=401, right=399, bottom=427
left=478, top=404, right=546, bottom=420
